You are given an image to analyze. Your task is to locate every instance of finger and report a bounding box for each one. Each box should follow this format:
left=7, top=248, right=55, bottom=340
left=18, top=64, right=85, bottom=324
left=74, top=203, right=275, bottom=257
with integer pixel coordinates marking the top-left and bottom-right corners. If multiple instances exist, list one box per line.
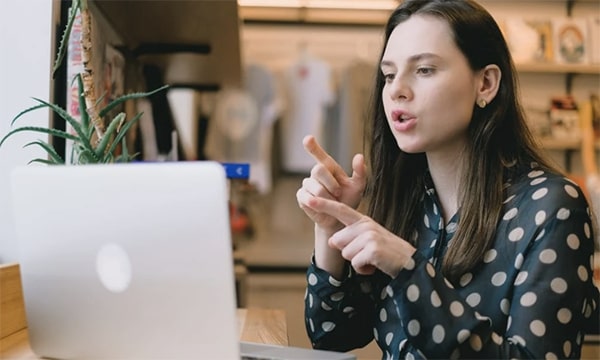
left=310, top=164, right=342, bottom=198
left=303, top=135, right=347, bottom=178
left=296, top=187, right=319, bottom=216
left=352, top=258, right=377, bottom=275
left=307, top=196, right=363, bottom=226
left=345, top=235, right=377, bottom=275
left=331, top=229, right=376, bottom=276
left=335, top=231, right=364, bottom=260
left=303, top=176, right=337, bottom=200
left=350, top=153, right=367, bottom=183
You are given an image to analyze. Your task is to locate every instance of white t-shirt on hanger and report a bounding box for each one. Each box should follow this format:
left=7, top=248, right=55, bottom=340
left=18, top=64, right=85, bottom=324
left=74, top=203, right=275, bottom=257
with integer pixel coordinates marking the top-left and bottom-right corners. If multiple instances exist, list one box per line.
left=281, top=51, right=334, bottom=173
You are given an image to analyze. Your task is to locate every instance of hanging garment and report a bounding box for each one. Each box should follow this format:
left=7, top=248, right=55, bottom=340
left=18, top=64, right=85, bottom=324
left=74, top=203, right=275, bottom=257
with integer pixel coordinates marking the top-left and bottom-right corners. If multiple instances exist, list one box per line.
left=280, top=52, right=334, bottom=173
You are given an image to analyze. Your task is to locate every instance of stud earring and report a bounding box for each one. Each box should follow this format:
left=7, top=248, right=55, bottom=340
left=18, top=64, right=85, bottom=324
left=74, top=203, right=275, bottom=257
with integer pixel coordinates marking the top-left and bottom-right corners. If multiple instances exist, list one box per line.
left=477, top=99, right=487, bottom=108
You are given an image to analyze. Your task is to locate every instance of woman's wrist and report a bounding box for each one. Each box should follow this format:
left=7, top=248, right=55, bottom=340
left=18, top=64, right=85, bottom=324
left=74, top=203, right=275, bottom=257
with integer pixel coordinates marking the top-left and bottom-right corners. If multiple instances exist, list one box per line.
left=314, top=224, right=347, bottom=279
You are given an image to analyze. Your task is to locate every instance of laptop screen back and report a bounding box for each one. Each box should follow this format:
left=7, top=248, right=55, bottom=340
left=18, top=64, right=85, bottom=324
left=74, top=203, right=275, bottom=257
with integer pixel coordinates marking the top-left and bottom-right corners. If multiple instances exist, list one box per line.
left=10, top=161, right=240, bottom=359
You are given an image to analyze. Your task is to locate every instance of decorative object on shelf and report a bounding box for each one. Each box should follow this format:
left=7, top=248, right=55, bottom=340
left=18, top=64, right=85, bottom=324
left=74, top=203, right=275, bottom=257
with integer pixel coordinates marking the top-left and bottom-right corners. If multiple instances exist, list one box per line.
left=549, top=95, right=581, bottom=141
left=0, top=0, right=167, bottom=165
left=589, top=15, right=600, bottom=64
left=552, top=17, right=589, bottom=64
left=504, top=18, right=554, bottom=63
left=525, top=106, right=552, bottom=139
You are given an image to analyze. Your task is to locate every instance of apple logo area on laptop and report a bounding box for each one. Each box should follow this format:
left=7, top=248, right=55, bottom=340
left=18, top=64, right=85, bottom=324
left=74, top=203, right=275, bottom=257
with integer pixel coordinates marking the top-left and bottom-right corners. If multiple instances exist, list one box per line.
left=10, top=161, right=356, bottom=360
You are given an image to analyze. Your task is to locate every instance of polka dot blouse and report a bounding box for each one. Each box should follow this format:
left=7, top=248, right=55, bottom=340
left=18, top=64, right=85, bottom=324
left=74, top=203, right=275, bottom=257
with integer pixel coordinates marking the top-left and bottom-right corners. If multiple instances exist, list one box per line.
left=305, top=165, right=599, bottom=359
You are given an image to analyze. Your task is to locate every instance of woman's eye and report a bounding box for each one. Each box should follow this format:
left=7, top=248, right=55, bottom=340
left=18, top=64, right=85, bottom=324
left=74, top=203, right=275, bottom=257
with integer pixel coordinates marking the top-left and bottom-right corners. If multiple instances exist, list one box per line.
left=416, top=67, right=434, bottom=75
left=383, top=73, right=395, bottom=82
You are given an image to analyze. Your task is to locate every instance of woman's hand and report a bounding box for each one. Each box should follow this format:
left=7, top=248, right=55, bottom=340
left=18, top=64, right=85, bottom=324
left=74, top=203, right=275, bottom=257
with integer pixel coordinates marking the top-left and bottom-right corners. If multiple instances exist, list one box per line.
left=296, top=135, right=367, bottom=233
left=306, top=195, right=416, bottom=278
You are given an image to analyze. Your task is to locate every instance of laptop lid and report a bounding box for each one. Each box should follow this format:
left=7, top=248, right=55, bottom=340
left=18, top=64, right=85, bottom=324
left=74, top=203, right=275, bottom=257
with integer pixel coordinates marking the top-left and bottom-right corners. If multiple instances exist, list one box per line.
left=10, top=161, right=240, bottom=359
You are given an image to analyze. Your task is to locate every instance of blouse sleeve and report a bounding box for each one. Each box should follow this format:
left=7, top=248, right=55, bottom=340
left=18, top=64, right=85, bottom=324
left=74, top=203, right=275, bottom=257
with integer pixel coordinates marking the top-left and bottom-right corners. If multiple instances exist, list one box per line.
left=389, top=179, right=598, bottom=359
left=304, top=256, right=378, bottom=352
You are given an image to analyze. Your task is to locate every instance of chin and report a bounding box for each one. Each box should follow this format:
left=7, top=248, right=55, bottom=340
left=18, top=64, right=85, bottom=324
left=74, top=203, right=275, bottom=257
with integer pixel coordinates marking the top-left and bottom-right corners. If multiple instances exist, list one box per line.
left=396, top=140, right=423, bottom=154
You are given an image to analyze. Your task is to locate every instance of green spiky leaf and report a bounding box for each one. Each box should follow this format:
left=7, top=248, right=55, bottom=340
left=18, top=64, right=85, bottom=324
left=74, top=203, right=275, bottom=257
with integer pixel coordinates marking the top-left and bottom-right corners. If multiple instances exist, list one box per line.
left=95, top=112, right=126, bottom=158
left=99, top=85, right=169, bottom=118
left=0, top=126, right=79, bottom=148
left=23, top=140, right=65, bottom=164
left=52, top=0, right=80, bottom=77
left=30, top=97, right=96, bottom=153
left=28, top=158, right=62, bottom=165
left=104, top=112, right=143, bottom=159
left=11, top=103, right=51, bottom=127
left=76, top=74, right=91, bottom=135
left=77, top=148, right=101, bottom=164
left=115, top=135, right=139, bottom=162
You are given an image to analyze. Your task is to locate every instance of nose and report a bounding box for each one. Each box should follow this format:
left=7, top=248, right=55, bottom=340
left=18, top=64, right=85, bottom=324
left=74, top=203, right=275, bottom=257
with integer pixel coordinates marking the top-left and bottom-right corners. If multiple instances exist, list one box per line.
left=388, top=75, right=411, bottom=101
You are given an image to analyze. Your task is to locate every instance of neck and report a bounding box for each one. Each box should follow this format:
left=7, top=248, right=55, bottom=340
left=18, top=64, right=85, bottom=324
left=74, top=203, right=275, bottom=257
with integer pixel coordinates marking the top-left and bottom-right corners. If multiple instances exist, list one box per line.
left=426, top=149, right=465, bottom=223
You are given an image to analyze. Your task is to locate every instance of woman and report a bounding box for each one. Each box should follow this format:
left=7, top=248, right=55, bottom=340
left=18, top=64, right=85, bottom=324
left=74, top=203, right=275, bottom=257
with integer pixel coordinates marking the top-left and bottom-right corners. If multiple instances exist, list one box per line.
left=296, top=0, right=599, bottom=358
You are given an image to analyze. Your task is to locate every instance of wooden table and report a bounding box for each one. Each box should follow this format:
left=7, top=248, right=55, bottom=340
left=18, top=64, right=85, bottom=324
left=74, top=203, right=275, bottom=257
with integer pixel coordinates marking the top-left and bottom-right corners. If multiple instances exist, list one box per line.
left=0, top=263, right=288, bottom=359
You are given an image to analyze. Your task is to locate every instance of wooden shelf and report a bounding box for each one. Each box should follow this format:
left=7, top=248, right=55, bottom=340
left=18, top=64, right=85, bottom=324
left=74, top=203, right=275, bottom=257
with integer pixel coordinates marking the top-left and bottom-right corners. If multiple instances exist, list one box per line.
left=540, top=137, right=581, bottom=150
left=539, top=137, right=600, bottom=151
left=516, top=62, right=600, bottom=75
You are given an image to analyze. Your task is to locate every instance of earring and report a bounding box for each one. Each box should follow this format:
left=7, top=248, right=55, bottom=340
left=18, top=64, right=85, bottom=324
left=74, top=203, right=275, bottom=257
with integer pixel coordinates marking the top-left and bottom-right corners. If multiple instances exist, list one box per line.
left=477, top=99, right=487, bottom=108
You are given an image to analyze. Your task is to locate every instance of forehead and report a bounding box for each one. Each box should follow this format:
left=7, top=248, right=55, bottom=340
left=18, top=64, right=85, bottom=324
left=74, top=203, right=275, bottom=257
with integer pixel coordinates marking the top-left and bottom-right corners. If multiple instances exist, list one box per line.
left=383, top=14, right=460, bottom=61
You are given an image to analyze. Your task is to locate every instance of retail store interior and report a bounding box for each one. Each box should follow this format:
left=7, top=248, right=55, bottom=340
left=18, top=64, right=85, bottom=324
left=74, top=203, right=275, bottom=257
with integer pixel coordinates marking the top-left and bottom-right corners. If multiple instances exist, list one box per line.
left=1, top=1, right=599, bottom=359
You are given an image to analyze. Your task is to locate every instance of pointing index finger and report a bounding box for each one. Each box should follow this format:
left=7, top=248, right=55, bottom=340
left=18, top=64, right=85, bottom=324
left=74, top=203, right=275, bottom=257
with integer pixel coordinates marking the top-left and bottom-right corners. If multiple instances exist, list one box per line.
left=308, top=196, right=363, bottom=227
left=303, top=135, right=346, bottom=177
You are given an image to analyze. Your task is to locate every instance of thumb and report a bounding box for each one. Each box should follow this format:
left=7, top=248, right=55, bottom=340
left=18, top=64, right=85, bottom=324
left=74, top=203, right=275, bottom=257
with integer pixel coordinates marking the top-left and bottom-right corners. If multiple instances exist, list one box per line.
left=351, top=153, right=367, bottom=183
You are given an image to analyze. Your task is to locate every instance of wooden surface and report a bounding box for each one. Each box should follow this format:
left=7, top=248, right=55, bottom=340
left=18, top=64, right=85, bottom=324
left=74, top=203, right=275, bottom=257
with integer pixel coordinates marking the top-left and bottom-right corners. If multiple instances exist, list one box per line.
left=0, top=263, right=27, bottom=340
left=237, top=308, right=288, bottom=346
left=0, top=263, right=288, bottom=359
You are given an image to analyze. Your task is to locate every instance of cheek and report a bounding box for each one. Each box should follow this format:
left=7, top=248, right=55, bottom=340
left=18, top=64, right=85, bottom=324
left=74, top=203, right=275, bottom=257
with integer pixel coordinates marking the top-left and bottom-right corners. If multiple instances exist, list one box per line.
left=424, top=81, right=475, bottom=120
left=382, top=90, right=392, bottom=118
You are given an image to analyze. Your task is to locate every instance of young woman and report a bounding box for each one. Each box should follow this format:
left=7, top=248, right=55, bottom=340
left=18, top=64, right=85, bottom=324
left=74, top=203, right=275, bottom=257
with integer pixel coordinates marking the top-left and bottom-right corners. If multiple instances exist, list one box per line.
left=296, top=0, right=599, bottom=358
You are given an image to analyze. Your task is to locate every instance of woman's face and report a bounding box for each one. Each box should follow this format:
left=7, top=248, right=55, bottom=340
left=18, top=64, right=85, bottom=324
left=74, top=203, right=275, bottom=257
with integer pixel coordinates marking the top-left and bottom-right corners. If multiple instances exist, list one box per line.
left=381, top=14, right=481, bottom=156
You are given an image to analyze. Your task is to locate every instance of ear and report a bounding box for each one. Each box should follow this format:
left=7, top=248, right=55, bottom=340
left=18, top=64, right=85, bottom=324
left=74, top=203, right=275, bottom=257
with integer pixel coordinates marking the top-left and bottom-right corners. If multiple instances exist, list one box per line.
left=475, top=64, right=501, bottom=107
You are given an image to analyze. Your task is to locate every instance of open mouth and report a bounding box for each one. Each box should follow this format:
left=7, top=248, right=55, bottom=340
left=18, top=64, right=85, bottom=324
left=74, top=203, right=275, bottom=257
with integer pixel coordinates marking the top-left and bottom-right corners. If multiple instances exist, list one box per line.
left=393, top=111, right=414, bottom=123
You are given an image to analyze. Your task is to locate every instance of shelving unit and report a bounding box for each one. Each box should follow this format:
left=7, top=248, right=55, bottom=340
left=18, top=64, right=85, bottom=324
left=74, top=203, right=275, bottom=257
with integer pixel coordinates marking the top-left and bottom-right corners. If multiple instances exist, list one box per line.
left=516, top=63, right=600, bottom=96
left=512, top=0, right=600, bottom=172
left=516, top=63, right=600, bottom=74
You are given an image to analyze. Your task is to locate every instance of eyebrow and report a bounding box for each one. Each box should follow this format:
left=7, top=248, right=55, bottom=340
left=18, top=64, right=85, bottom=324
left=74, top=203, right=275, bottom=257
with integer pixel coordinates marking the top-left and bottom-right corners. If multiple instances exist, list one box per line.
left=380, top=52, right=442, bottom=68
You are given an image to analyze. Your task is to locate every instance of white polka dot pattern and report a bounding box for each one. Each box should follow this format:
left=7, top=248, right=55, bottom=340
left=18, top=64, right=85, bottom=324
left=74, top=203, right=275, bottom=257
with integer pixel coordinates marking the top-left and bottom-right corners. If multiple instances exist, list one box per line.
left=450, top=301, right=464, bottom=317
left=303, top=168, right=598, bottom=359
left=407, top=319, right=420, bottom=336
left=508, top=227, right=524, bottom=242
left=430, top=290, right=442, bottom=307
left=432, top=324, right=445, bottom=343
left=459, top=272, right=472, bottom=287
left=532, top=187, right=548, bottom=200
left=406, top=284, right=419, bottom=302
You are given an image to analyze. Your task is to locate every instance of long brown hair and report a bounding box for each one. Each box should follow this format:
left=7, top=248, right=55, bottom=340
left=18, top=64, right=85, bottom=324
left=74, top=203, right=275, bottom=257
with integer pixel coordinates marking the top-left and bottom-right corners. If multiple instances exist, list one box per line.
left=365, top=0, right=560, bottom=282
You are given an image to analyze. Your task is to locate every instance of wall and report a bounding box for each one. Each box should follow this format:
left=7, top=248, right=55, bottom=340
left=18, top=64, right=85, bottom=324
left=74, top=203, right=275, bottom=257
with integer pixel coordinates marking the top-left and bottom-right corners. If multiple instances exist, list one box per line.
left=239, top=0, right=600, bottom=174
left=0, top=0, right=55, bottom=263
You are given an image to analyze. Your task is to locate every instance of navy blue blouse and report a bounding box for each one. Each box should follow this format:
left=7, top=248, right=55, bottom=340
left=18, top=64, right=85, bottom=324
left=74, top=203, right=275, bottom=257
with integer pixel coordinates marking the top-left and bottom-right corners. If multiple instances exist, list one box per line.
left=305, top=165, right=599, bottom=359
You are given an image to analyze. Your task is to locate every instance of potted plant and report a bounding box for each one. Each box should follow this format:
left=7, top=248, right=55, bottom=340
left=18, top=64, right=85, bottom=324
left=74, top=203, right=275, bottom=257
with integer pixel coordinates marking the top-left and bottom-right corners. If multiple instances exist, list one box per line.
left=0, top=0, right=167, bottom=164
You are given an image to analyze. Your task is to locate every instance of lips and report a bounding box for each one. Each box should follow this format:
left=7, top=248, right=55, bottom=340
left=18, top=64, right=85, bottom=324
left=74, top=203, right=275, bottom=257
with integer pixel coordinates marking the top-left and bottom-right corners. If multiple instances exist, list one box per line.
left=392, top=110, right=415, bottom=122
left=390, top=110, right=417, bottom=131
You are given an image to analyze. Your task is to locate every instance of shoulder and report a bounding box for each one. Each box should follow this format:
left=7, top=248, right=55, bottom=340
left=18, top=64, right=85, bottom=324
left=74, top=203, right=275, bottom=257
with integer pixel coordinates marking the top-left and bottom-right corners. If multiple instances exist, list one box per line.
left=505, top=166, right=588, bottom=214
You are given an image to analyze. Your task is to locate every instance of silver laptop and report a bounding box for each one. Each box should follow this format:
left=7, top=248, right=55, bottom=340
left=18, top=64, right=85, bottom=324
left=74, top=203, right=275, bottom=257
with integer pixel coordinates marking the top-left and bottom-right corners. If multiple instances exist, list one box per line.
left=10, top=161, right=355, bottom=360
